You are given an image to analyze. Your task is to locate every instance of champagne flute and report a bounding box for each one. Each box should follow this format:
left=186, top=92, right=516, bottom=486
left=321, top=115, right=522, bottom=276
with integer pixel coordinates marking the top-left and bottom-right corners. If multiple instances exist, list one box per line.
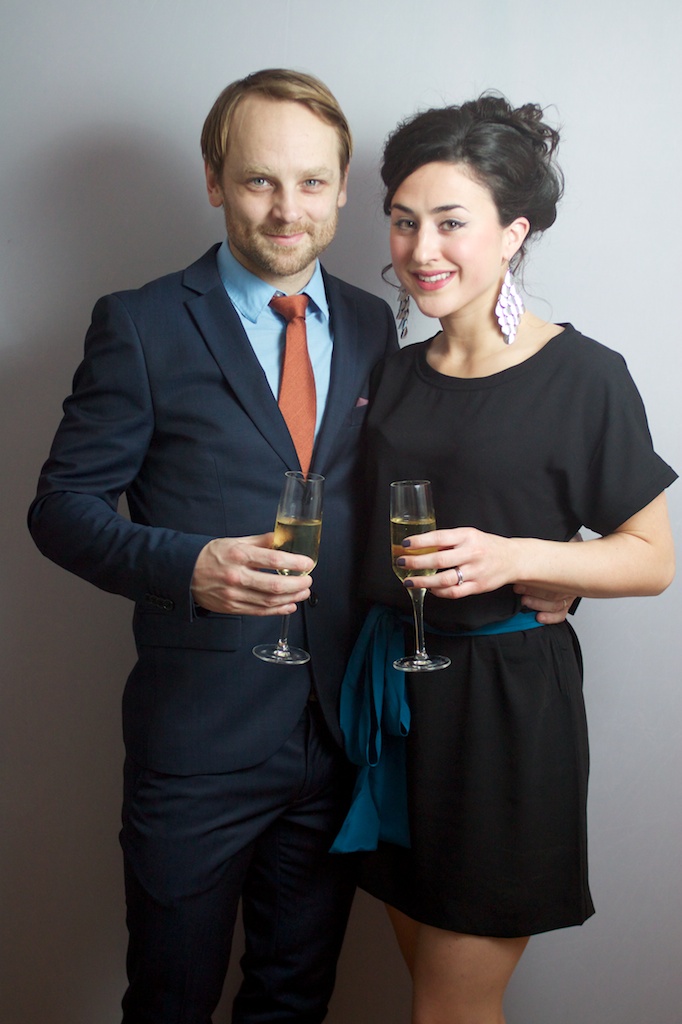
left=390, top=480, right=450, bottom=672
left=253, top=471, right=324, bottom=665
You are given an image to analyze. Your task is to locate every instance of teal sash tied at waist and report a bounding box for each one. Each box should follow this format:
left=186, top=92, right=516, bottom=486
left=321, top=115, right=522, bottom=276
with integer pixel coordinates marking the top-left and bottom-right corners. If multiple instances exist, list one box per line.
left=330, top=605, right=545, bottom=854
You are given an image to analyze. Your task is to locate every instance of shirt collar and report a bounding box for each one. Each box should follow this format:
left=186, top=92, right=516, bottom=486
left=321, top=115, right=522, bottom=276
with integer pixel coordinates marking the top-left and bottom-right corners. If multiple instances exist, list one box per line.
left=215, top=238, right=329, bottom=323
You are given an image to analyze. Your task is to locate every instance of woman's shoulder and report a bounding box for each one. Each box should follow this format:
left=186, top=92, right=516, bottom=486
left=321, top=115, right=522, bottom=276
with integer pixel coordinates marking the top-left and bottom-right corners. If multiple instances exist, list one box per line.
left=367, top=338, right=431, bottom=405
left=372, top=336, right=432, bottom=378
left=544, top=325, right=648, bottom=415
left=552, top=324, right=627, bottom=365
left=539, top=323, right=632, bottom=382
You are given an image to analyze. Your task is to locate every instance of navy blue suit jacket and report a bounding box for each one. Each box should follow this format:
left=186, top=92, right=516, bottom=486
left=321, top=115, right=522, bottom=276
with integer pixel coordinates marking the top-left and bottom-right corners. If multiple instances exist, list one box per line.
left=29, top=245, right=398, bottom=775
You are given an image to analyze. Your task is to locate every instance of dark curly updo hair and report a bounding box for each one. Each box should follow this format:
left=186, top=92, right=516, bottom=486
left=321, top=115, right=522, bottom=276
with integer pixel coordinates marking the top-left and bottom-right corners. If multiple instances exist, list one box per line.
left=382, top=94, right=563, bottom=266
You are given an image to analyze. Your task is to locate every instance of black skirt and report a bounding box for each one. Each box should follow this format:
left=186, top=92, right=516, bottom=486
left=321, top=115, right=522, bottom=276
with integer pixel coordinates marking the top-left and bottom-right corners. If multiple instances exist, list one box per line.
left=357, top=622, right=595, bottom=938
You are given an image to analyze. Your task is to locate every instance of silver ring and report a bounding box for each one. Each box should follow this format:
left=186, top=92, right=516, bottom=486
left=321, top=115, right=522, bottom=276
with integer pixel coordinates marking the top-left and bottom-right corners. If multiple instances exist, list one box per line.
left=455, top=566, right=464, bottom=586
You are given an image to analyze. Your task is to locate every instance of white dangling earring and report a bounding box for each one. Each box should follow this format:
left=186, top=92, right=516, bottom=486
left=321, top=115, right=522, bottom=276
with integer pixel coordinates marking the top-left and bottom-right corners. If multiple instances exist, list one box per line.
left=495, top=267, right=524, bottom=345
left=396, top=286, right=410, bottom=340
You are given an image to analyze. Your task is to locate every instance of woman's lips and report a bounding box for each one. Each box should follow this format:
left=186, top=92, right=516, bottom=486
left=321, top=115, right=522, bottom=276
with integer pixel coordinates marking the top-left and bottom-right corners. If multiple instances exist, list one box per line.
left=411, top=270, right=455, bottom=291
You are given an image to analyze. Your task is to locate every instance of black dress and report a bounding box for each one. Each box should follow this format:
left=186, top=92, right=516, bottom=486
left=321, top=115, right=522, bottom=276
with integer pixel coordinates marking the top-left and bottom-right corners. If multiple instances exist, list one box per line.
left=356, top=326, right=677, bottom=937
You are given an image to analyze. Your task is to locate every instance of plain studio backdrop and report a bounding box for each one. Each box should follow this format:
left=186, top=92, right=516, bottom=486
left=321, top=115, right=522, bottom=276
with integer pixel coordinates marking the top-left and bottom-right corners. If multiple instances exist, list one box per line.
left=1, top=2, right=680, bottom=1022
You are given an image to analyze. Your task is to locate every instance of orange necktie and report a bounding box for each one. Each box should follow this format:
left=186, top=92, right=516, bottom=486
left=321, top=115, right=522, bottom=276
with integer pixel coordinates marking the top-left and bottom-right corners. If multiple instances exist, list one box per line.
left=270, top=294, right=316, bottom=476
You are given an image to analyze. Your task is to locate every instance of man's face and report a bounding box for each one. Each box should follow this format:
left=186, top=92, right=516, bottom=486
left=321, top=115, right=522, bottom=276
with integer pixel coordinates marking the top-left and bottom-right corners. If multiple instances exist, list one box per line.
left=206, top=95, right=348, bottom=293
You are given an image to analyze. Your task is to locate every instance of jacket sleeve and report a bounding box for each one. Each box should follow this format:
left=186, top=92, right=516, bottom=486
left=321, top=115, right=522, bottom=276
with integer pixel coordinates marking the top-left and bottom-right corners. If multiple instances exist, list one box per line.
left=27, top=293, right=213, bottom=619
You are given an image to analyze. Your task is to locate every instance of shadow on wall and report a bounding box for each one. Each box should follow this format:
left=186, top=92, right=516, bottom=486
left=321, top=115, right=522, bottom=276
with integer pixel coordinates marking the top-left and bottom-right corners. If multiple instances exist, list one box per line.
left=4, top=122, right=217, bottom=317
left=1, top=125, right=410, bottom=1022
left=1, top=125, right=212, bottom=1024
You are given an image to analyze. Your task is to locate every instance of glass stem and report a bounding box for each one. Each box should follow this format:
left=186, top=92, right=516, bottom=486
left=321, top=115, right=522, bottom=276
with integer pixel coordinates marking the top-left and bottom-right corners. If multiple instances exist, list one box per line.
left=408, top=587, right=428, bottom=661
left=275, top=614, right=291, bottom=655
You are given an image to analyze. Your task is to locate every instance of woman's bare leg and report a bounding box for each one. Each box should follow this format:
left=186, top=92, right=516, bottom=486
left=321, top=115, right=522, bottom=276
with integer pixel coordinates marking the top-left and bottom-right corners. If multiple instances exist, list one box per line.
left=385, top=904, right=528, bottom=1024
left=386, top=903, right=420, bottom=973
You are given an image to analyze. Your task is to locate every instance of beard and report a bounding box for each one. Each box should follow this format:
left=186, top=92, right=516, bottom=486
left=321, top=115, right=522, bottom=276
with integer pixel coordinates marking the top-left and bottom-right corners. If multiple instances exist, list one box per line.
left=225, top=211, right=340, bottom=282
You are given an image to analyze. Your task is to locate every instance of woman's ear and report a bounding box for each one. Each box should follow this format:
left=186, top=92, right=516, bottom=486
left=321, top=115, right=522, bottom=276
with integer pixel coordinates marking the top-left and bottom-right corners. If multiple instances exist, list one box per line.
left=503, top=216, right=530, bottom=262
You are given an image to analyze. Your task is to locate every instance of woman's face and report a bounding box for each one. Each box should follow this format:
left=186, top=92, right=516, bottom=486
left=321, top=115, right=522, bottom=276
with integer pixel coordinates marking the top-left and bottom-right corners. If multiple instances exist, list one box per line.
left=389, top=161, right=528, bottom=329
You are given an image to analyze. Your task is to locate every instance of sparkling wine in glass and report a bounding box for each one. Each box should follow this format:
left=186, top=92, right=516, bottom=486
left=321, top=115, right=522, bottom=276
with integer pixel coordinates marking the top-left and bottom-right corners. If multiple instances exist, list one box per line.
left=253, top=471, right=324, bottom=665
left=390, top=480, right=450, bottom=672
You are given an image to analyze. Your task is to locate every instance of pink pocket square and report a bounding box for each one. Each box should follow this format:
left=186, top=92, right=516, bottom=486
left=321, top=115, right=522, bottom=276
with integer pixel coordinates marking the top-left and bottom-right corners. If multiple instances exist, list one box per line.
left=355, top=397, right=369, bottom=407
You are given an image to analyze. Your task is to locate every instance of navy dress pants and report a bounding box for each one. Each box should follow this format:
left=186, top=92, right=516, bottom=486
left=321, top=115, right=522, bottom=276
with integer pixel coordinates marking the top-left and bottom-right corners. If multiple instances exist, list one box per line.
left=120, top=703, right=357, bottom=1023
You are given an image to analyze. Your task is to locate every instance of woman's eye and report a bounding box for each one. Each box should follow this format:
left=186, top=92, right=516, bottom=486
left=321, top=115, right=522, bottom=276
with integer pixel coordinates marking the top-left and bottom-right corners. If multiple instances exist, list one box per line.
left=442, top=219, right=465, bottom=231
left=392, top=218, right=416, bottom=231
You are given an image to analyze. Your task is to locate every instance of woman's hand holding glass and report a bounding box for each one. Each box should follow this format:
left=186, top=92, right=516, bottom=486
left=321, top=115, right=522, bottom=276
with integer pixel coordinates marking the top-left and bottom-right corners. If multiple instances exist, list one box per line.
left=397, top=526, right=577, bottom=619
left=397, top=525, right=518, bottom=599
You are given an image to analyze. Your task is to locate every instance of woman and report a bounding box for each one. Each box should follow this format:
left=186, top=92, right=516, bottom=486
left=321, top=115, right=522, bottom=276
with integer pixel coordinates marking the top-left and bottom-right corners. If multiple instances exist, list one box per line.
left=340, top=96, right=677, bottom=1023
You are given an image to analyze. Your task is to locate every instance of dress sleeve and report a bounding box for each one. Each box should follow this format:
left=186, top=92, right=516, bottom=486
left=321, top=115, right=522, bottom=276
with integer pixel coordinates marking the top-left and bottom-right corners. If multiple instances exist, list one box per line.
left=565, top=349, right=677, bottom=536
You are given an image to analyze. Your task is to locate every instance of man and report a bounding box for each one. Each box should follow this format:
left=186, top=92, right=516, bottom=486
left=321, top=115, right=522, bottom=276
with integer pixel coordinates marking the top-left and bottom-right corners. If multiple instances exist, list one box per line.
left=28, top=69, right=568, bottom=1023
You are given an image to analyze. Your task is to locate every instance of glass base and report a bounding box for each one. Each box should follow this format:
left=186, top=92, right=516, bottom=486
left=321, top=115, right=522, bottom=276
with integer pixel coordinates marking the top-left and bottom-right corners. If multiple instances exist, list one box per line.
left=253, top=644, right=310, bottom=665
left=393, top=654, right=451, bottom=673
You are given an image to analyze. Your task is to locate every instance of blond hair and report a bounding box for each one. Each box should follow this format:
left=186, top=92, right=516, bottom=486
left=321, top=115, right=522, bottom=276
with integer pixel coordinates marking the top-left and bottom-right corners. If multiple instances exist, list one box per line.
left=201, top=69, right=352, bottom=178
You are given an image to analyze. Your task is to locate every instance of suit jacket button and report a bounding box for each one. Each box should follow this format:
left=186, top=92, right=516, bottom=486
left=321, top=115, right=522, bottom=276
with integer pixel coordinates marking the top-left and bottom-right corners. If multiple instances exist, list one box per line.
left=144, top=594, right=174, bottom=611
left=308, top=591, right=319, bottom=607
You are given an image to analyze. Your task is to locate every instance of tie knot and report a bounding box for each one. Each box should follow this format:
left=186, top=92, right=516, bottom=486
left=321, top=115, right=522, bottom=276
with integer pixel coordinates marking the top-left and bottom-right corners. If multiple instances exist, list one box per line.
left=270, top=293, right=309, bottom=322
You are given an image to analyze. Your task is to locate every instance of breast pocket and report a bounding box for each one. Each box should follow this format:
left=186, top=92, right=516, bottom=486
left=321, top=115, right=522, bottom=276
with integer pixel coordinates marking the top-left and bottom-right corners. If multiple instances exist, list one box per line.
left=349, top=402, right=369, bottom=427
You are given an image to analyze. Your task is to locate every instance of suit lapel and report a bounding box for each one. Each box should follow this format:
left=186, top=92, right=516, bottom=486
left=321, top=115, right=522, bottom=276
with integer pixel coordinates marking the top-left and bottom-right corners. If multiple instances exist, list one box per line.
left=312, top=271, right=363, bottom=474
left=182, top=247, right=298, bottom=467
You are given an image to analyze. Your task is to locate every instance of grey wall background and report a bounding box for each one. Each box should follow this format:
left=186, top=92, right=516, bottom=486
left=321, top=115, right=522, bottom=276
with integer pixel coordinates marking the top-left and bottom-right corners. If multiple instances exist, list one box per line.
left=2, top=1, right=680, bottom=1021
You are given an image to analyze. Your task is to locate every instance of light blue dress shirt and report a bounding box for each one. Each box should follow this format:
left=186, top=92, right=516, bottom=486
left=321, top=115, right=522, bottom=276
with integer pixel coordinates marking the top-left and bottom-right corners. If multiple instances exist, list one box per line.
left=215, top=239, right=332, bottom=439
